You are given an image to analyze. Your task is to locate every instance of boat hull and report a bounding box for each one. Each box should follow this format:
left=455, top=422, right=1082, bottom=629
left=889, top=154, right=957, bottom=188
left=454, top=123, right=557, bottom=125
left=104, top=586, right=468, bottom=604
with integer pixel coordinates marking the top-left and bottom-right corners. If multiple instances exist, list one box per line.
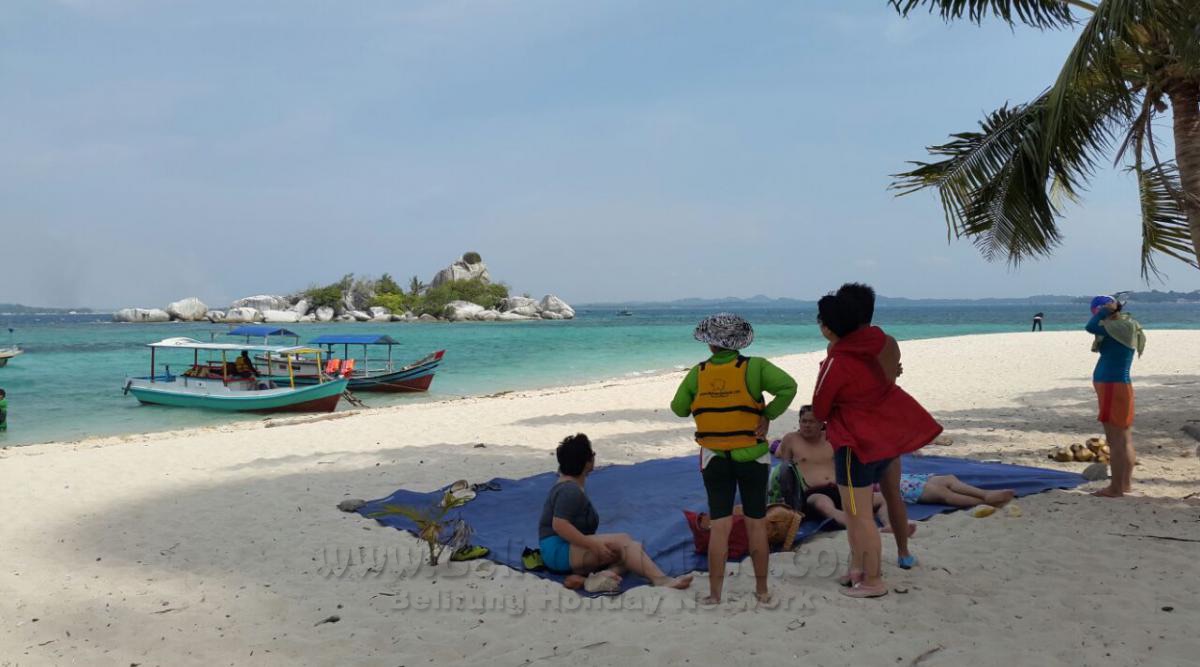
left=126, top=377, right=348, bottom=413
left=0, top=348, right=21, bottom=367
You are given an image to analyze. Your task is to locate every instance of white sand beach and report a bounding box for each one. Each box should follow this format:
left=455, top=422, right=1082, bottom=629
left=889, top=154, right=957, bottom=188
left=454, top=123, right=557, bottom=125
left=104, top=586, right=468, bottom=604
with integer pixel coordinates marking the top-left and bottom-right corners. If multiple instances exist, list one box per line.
left=1, top=331, right=1198, bottom=666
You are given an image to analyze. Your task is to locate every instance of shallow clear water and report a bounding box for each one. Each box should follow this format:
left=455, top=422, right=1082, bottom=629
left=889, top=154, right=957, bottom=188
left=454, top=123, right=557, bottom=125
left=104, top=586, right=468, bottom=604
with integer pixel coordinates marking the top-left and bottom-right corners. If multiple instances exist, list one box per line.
left=1, top=303, right=1197, bottom=446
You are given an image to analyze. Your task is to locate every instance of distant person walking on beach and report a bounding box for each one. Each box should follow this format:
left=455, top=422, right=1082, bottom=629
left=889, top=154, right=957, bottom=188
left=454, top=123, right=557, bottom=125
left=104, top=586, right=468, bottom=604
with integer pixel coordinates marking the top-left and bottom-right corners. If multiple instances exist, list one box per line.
left=671, top=313, right=797, bottom=604
left=0, top=388, right=7, bottom=432
left=1032, top=312, right=1044, bottom=332
left=812, top=294, right=942, bottom=598
left=1086, top=296, right=1145, bottom=498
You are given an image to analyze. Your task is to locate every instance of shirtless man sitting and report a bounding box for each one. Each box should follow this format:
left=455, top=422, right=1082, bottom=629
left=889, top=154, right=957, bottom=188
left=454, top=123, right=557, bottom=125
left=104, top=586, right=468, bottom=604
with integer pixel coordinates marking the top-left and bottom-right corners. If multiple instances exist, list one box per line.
left=775, top=405, right=895, bottom=530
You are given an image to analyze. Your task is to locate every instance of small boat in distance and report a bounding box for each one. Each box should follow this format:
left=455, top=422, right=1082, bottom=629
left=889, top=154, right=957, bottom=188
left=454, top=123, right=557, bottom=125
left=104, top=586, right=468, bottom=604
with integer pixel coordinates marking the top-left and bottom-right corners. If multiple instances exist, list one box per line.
left=0, top=328, right=21, bottom=367
left=124, top=337, right=348, bottom=413
left=258, top=334, right=445, bottom=393
left=617, top=310, right=634, bottom=317
left=0, top=346, right=21, bottom=368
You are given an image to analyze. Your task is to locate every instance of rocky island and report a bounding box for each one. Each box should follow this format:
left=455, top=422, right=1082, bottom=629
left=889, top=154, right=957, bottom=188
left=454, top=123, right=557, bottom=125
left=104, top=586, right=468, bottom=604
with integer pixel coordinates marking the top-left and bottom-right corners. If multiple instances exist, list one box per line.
left=112, top=253, right=575, bottom=324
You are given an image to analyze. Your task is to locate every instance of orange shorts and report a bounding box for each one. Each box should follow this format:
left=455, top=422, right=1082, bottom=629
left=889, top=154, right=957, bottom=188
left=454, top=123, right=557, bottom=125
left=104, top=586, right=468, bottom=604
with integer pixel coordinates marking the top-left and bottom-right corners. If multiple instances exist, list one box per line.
left=1094, top=382, right=1134, bottom=429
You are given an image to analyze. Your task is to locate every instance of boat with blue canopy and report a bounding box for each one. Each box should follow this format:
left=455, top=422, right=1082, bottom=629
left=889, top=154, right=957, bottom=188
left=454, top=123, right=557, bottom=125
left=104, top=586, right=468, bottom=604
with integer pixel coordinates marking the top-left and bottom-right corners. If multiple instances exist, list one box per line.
left=258, top=334, right=445, bottom=393
left=124, top=337, right=348, bottom=412
left=225, top=325, right=301, bottom=345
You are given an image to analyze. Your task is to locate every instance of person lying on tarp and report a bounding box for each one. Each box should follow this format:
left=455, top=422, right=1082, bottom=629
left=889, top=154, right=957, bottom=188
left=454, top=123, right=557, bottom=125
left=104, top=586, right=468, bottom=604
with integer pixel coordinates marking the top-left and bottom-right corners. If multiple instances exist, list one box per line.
left=538, top=433, right=693, bottom=593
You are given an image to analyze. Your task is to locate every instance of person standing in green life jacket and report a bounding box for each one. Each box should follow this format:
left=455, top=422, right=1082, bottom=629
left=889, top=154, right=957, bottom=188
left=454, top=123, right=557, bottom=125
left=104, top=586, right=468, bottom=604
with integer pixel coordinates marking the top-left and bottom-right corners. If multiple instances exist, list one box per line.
left=671, top=313, right=797, bottom=604
left=0, top=388, right=7, bottom=432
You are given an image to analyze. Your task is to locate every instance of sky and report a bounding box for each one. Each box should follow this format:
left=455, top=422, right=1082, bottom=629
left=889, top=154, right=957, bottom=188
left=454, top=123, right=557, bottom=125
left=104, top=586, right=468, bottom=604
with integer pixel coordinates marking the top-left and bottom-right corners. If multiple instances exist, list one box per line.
left=3, top=0, right=1199, bottom=309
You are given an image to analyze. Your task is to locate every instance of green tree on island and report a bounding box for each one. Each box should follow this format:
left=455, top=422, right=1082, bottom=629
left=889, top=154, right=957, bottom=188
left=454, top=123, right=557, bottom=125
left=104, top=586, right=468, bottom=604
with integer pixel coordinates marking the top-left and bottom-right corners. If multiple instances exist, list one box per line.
left=408, top=275, right=427, bottom=297
left=891, top=0, right=1200, bottom=277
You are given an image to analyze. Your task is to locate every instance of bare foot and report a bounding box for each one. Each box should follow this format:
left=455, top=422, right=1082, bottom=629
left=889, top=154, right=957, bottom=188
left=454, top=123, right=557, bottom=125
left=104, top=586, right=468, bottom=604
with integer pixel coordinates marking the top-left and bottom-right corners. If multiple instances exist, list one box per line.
left=755, top=590, right=773, bottom=604
left=1092, top=487, right=1124, bottom=498
left=985, top=489, right=1016, bottom=507
left=563, top=574, right=585, bottom=590
left=881, top=522, right=917, bottom=537
left=653, top=574, right=694, bottom=589
left=699, top=594, right=721, bottom=605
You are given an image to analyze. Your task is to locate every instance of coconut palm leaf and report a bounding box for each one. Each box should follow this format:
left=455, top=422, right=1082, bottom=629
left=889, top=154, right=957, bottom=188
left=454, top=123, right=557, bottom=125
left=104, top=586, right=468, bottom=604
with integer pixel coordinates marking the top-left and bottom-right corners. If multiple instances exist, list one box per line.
left=888, top=0, right=1080, bottom=28
left=1135, top=161, right=1200, bottom=277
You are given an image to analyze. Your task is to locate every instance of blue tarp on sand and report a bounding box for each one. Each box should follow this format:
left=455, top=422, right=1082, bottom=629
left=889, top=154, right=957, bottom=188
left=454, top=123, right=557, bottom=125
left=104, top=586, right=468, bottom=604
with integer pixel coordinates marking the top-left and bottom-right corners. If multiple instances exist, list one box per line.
left=360, top=454, right=1083, bottom=589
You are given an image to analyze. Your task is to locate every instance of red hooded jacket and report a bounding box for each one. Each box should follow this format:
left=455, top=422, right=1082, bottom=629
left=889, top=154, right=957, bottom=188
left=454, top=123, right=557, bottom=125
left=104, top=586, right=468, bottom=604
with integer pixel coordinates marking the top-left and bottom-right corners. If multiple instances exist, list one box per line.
left=812, top=326, right=942, bottom=463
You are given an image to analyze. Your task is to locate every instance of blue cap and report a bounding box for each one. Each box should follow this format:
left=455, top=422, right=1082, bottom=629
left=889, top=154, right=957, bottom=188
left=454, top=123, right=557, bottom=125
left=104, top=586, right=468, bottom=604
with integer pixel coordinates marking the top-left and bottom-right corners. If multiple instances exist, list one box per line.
left=1090, top=295, right=1115, bottom=314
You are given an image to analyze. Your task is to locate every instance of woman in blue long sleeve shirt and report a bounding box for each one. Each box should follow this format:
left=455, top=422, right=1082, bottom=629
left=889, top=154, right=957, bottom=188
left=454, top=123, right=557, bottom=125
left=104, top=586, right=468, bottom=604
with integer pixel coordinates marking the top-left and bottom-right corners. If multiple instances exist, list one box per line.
left=1086, top=299, right=1140, bottom=498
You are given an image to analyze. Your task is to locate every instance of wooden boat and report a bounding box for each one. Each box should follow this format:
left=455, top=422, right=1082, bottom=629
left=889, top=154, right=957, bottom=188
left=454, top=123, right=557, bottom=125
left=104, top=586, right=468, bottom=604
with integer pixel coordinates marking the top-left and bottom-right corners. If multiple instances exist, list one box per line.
left=257, top=334, right=445, bottom=393
left=0, top=346, right=21, bottom=368
left=124, top=337, right=348, bottom=413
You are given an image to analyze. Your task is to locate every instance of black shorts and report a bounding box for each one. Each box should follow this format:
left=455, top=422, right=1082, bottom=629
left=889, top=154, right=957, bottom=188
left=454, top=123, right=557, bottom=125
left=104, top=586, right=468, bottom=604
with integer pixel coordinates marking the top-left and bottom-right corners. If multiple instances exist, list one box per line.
left=702, top=453, right=768, bottom=520
left=833, top=447, right=894, bottom=489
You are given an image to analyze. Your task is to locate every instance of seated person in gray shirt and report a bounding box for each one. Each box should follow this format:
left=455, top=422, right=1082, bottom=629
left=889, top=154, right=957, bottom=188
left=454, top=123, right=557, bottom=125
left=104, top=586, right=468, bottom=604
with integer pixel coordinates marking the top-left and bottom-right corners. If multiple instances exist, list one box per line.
left=538, top=433, right=693, bottom=591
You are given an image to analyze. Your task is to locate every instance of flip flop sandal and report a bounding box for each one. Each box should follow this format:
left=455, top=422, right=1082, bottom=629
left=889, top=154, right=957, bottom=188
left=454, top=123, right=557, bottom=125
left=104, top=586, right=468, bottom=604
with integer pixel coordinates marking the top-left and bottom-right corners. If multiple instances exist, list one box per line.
left=450, top=545, right=490, bottom=561
left=446, top=479, right=476, bottom=503
left=837, top=569, right=864, bottom=587
left=584, top=572, right=621, bottom=594
left=471, top=481, right=501, bottom=492
left=521, top=548, right=545, bottom=571
left=840, top=582, right=889, bottom=599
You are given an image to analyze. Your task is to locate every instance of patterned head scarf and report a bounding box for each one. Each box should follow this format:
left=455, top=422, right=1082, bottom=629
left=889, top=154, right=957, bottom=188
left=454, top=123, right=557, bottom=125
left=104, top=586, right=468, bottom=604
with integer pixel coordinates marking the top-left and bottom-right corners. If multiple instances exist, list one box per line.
left=693, top=313, right=754, bottom=350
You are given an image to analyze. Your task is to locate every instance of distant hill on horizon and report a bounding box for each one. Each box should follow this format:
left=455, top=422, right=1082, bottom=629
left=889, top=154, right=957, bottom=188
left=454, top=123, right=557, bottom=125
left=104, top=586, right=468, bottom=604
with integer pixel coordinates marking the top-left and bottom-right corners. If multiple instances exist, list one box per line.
left=579, top=289, right=1200, bottom=309
left=0, top=303, right=96, bottom=315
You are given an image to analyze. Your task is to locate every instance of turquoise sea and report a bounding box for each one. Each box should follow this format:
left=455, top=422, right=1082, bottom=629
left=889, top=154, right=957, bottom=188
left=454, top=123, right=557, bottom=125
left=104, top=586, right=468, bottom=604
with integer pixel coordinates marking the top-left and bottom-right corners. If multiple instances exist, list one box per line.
left=2, top=304, right=1198, bottom=447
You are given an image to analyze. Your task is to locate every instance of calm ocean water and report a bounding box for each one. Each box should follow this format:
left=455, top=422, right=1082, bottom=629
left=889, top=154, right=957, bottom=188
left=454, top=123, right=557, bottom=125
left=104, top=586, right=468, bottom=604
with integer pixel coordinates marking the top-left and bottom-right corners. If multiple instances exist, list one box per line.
left=1, top=303, right=1198, bottom=447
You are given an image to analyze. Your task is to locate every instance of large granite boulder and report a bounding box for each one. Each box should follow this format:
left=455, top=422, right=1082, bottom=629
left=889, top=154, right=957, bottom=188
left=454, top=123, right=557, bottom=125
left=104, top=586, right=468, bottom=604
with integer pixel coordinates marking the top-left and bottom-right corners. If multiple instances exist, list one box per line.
left=349, top=310, right=372, bottom=322
left=539, top=295, right=575, bottom=319
left=207, top=310, right=227, bottom=323
left=290, top=299, right=310, bottom=316
left=338, top=314, right=356, bottom=322
left=113, top=308, right=171, bottom=323
left=430, top=254, right=491, bottom=288
left=443, top=300, right=486, bottom=322
left=224, top=307, right=265, bottom=323
left=262, top=309, right=300, bottom=323
left=499, top=296, right=540, bottom=317
left=369, top=306, right=391, bottom=321
left=540, top=311, right=564, bottom=320
left=497, top=311, right=536, bottom=321
left=418, top=313, right=439, bottom=322
left=476, top=309, right=500, bottom=321
left=299, top=314, right=317, bottom=323
left=166, top=297, right=208, bottom=321
left=231, top=295, right=291, bottom=312
left=315, top=306, right=335, bottom=322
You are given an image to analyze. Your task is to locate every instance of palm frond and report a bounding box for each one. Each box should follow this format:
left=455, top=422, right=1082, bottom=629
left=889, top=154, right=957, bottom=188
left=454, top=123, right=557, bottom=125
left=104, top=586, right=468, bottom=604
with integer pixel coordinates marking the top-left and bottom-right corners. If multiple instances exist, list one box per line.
left=892, top=97, right=1067, bottom=263
left=1135, top=161, right=1200, bottom=277
left=888, top=0, right=1079, bottom=28
left=1043, top=0, right=1163, bottom=168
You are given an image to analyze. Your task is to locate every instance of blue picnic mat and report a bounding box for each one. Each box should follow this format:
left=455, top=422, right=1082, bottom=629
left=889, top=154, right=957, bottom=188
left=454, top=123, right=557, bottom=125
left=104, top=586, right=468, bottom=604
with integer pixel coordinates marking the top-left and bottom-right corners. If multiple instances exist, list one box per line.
left=360, top=454, right=1083, bottom=590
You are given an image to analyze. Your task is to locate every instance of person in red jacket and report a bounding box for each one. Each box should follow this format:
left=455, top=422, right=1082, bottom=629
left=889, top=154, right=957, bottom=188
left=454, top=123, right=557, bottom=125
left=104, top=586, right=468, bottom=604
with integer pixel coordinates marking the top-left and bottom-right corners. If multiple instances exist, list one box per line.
left=812, top=294, right=942, bottom=598
left=836, top=282, right=916, bottom=569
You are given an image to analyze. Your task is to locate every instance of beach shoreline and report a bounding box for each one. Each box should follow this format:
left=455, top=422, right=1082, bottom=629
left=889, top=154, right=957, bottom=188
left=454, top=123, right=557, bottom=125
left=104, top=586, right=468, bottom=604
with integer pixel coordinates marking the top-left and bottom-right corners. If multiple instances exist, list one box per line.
left=2, top=330, right=1198, bottom=665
